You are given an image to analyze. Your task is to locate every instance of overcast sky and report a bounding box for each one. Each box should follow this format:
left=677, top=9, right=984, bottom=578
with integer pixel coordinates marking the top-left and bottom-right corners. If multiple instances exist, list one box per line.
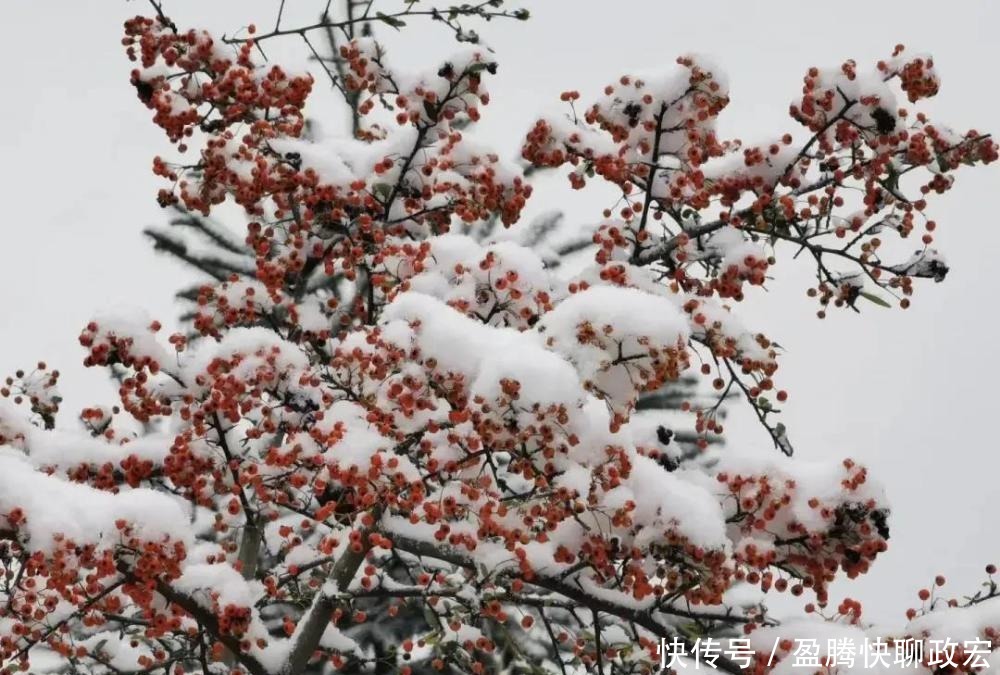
left=1, top=0, right=997, bottom=627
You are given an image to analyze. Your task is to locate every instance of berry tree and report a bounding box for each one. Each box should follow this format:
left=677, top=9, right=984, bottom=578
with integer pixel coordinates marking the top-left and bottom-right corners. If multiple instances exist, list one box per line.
left=0, top=2, right=997, bottom=674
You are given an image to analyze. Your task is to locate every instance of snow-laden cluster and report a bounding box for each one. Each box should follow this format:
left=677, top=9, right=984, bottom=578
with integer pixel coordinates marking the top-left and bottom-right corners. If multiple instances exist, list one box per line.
left=0, top=229, right=895, bottom=674
left=522, top=46, right=996, bottom=316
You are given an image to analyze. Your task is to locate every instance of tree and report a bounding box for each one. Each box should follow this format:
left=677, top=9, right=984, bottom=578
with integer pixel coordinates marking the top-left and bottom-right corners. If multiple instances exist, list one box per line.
left=0, top=3, right=997, bottom=674
left=136, top=8, right=721, bottom=669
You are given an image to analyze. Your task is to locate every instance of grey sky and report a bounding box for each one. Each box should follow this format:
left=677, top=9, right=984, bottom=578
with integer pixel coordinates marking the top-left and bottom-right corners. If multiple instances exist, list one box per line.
left=1, top=0, right=997, bottom=627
